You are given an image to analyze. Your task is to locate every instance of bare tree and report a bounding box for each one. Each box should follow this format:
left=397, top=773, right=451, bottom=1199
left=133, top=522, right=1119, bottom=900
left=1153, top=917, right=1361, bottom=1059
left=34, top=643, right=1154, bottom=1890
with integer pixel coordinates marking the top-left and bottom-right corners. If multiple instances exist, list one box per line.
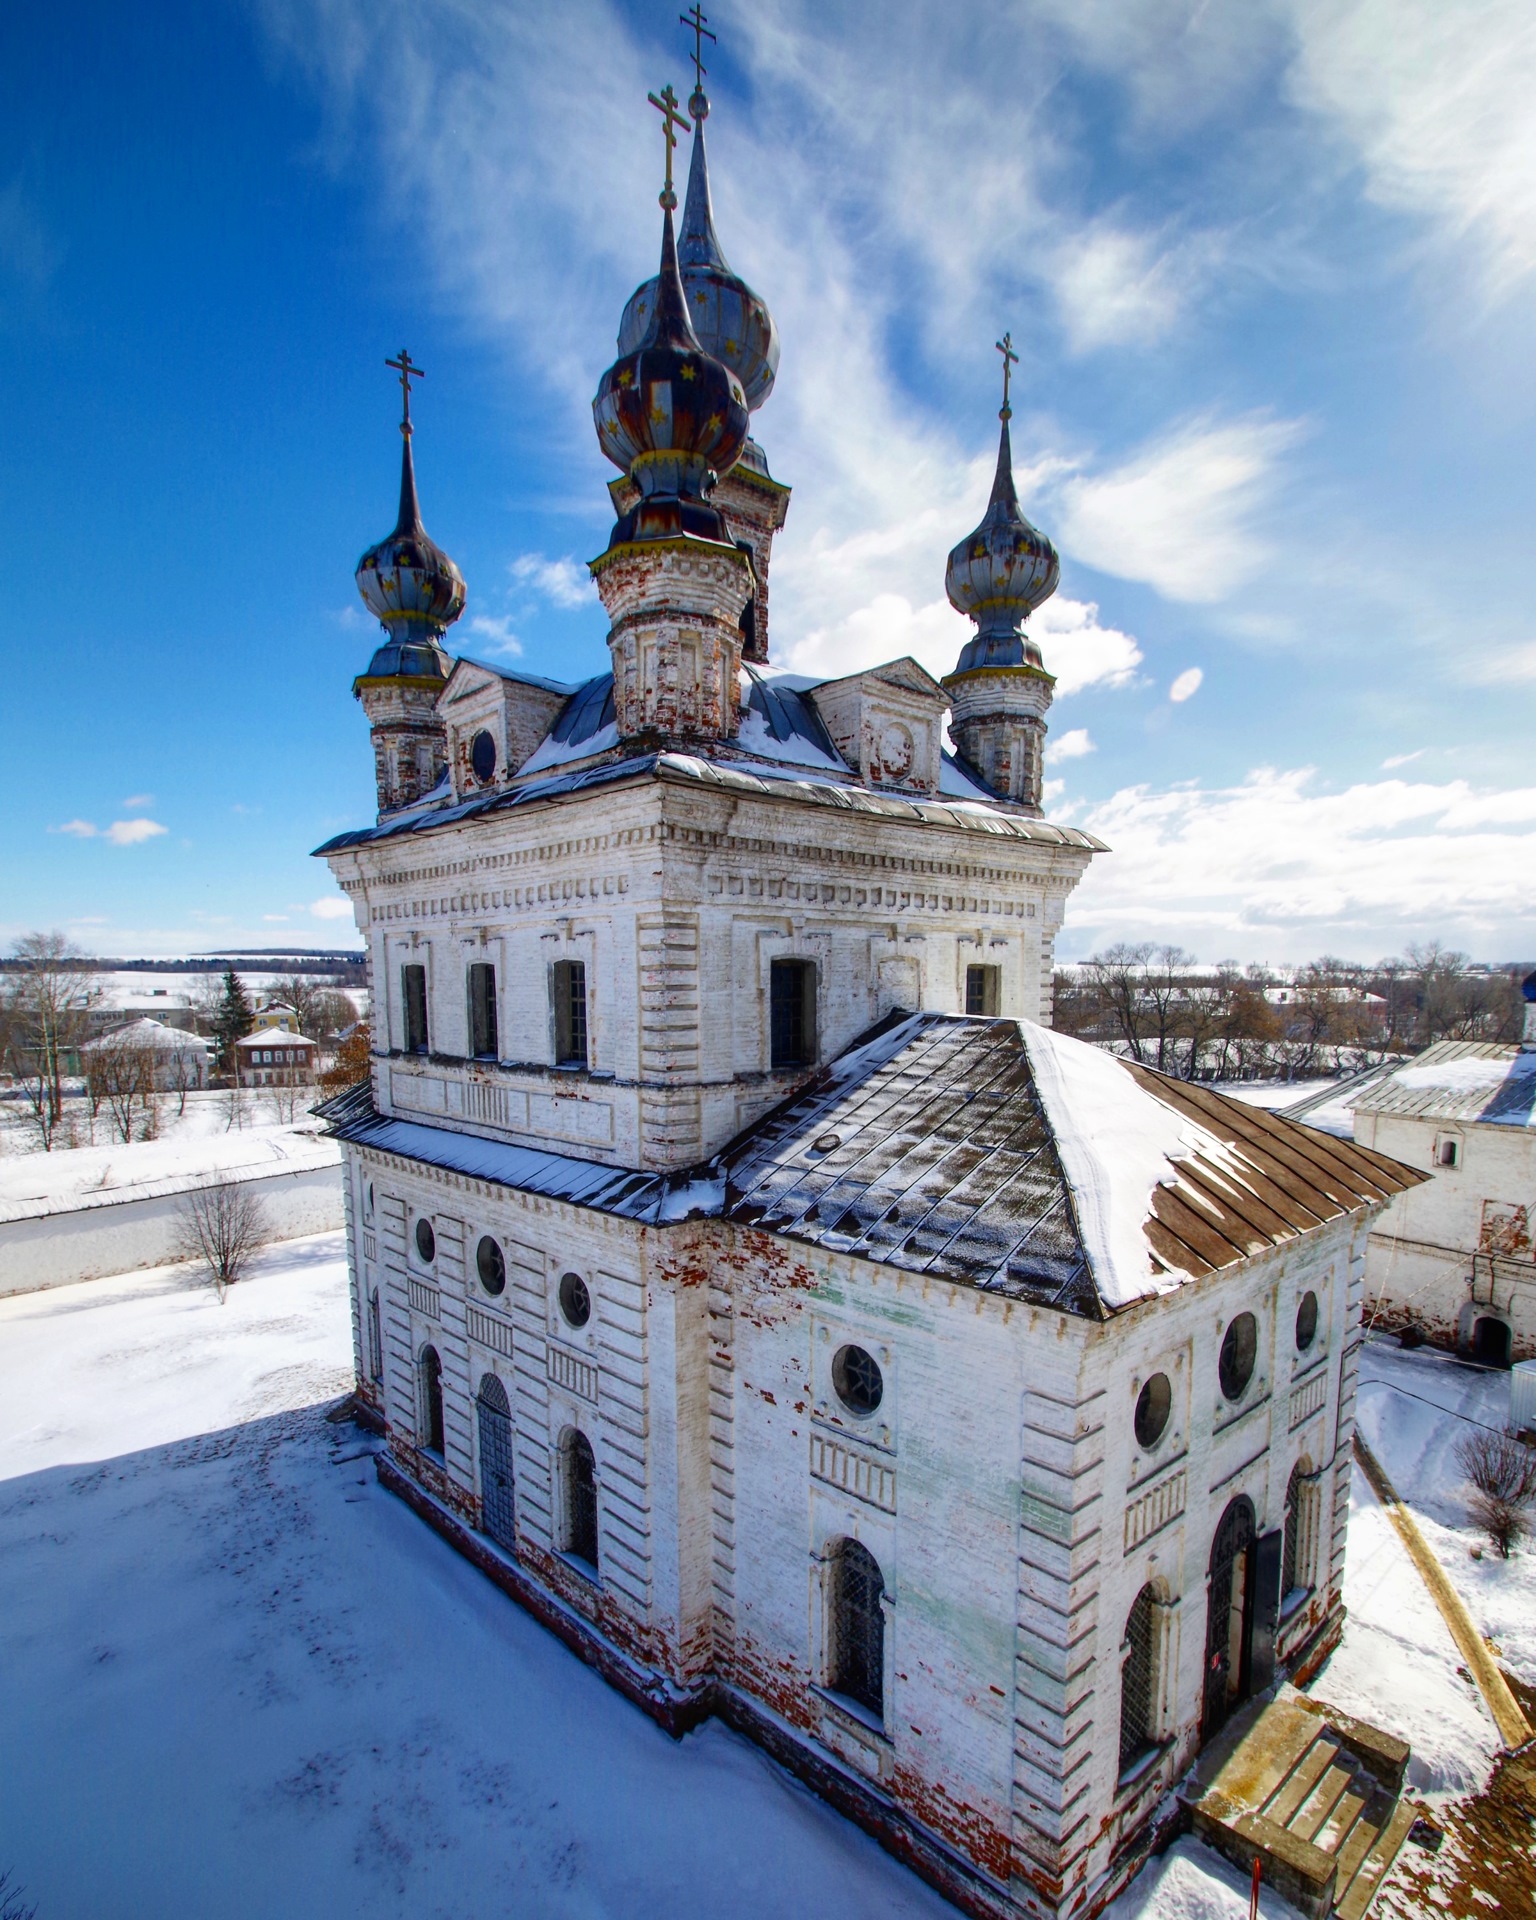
left=1, top=932, right=101, bottom=1150
left=85, top=1033, right=159, bottom=1143
left=0, top=1869, right=37, bottom=1920
left=174, top=1176, right=268, bottom=1300
left=1455, top=1427, right=1536, bottom=1559
left=319, top=1019, right=371, bottom=1098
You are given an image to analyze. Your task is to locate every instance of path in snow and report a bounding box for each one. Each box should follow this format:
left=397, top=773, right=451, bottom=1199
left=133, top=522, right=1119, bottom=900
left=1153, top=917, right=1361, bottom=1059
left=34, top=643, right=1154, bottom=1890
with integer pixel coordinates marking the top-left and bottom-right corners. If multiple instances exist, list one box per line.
left=0, top=1238, right=952, bottom=1920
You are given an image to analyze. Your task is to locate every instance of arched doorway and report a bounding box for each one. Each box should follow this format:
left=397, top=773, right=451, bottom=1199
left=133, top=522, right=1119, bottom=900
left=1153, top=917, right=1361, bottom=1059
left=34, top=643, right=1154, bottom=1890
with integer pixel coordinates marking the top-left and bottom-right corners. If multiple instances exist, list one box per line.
left=1472, top=1316, right=1513, bottom=1369
left=476, top=1373, right=515, bottom=1551
left=1203, top=1495, right=1257, bottom=1742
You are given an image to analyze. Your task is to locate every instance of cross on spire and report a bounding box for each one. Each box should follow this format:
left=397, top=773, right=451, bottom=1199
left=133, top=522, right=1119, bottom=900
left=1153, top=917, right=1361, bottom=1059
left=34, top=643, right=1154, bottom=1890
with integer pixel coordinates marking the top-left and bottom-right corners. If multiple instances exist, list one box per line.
left=680, top=5, right=716, bottom=113
left=995, top=332, right=1019, bottom=421
left=648, top=83, right=692, bottom=210
left=385, top=348, right=424, bottom=437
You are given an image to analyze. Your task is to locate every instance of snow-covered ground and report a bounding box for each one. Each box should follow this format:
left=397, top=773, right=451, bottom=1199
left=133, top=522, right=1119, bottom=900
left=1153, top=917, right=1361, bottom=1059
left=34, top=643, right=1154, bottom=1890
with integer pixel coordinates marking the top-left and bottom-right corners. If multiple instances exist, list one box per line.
left=0, top=1084, right=325, bottom=1161
left=0, top=1239, right=954, bottom=1919
left=0, top=1251, right=1517, bottom=1919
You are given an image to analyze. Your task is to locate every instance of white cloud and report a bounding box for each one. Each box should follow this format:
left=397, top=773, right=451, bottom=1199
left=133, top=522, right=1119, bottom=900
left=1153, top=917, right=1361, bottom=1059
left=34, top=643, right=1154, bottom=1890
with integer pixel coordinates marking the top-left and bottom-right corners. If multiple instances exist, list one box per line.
left=310, top=896, right=354, bottom=921
left=1050, top=221, right=1218, bottom=355
left=464, top=613, right=524, bottom=658
left=1054, top=415, right=1303, bottom=602
left=1046, top=728, right=1096, bottom=762
left=1286, top=0, right=1536, bottom=302
left=263, top=914, right=290, bottom=923
left=1063, top=766, right=1536, bottom=960
left=1381, top=749, right=1423, bottom=769
left=122, top=793, right=154, bottom=810
left=51, top=817, right=168, bottom=846
left=1169, top=667, right=1203, bottom=703
left=510, top=554, right=596, bottom=609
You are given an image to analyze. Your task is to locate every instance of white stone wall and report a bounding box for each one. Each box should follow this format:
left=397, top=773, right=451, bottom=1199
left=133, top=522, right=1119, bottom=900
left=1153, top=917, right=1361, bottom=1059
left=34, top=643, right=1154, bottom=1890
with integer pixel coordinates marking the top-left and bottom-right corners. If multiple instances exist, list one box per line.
left=1356, top=1110, right=1535, bottom=1356
left=328, top=771, right=1091, bottom=1171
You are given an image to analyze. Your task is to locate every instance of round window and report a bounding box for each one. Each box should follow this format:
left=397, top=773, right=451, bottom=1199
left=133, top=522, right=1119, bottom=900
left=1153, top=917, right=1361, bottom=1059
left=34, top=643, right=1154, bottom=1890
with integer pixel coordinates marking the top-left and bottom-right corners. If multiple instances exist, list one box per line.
left=477, top=1235, right=506, bottom=1297
left=1295, top=1290, right=1319, bottom=1353
left=470, top=729, right=497, bottom=784
left=558, top=1272, right=591, bottom=1328
left=1219, top=1312, right=1258, bottom=1401
left=1134, top=1372, right=1172, bottom=1450
left=831, top=1343, right=883, bottom=1416
left=414, top=1217, right=436, bottom=1265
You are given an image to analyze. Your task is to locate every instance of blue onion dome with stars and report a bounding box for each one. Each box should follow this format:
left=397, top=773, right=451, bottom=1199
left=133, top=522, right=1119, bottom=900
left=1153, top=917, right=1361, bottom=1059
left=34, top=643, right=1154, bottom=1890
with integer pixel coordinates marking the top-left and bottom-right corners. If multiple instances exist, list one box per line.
left=355, top=355, right=465, bottom=682
left=593, top=121, right=751, bottom=548
left=946, top=344, right=1059, bottom=672
left=616, top=86, right=779, bottom=414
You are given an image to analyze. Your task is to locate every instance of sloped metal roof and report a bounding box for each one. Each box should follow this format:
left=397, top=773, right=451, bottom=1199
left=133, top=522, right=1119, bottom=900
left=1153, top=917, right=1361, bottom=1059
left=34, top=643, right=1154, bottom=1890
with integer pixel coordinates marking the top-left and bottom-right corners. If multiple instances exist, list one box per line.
left=722, top=1015, right=1423, bottom=1315
left=1351, top=1041, right=1536, bottom=1129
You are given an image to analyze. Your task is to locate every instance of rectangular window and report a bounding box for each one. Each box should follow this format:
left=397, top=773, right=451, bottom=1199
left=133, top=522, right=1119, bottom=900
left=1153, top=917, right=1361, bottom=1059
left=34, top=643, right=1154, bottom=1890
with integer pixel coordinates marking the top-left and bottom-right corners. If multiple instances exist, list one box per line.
left=770, top=958, right=817, bottom=1069
left=553, top=960, right=589, bottom=1068
left=402, top=963, right=429, bottom=1054
left=367, top=1289, right=383, bottom=1383
left=468, top=962, right=499, bottom=1060
left=965, top=963, right=1000, bottom=1017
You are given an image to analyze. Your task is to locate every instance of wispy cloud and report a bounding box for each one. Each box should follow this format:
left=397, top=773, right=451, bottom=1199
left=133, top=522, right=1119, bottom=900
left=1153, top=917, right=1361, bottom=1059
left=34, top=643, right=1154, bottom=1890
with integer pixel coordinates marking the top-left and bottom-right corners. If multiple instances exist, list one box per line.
left=464, top=613, right=524, bottom=658
left=510, top=553, right=596, bottom=609
left=1169, top=668, right=1203, bottom=703
left=1381, top=748, right=1423, bottom=769
left=122, top=793, right=154, bottom=810
left=51, top=817, right=168, bottom=847
left=1045, top=728, right=1096, bottom=762
left=310, top=896, right=354, bottom=921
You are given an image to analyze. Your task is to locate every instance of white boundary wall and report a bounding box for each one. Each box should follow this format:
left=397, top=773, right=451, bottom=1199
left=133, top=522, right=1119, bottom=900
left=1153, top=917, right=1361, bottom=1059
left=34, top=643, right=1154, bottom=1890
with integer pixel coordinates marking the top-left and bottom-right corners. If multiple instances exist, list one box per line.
left=0, top=1158, right=343, bottom=1296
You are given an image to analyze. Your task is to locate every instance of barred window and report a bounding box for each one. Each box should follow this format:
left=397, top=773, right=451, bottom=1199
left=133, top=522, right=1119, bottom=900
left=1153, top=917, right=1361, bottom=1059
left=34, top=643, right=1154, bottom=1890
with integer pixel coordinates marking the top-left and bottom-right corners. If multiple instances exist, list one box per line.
left=553, top=960, right=589, bottom=1069
left=828, top=1538, right=885, bottom=1720
left=1282, top=1461, right=1309, bottom=1599
left=419, top=1344, right=445, bottom=1456
left=1119, top=1584, right=1157, bottom=1774
left=562, top=1428, right=598, bottom=1571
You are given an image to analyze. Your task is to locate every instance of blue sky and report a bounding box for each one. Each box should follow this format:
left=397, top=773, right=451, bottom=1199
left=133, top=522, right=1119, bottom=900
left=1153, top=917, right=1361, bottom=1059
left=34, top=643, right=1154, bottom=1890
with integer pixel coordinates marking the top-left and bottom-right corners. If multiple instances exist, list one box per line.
left=3, top=0, right=1534, bottom=963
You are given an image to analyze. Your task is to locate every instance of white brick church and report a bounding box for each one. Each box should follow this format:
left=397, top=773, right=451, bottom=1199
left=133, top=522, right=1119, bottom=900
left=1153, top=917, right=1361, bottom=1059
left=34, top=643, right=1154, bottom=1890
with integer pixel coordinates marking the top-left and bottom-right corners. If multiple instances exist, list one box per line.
left=316, top=73, right=1420, bottom=1920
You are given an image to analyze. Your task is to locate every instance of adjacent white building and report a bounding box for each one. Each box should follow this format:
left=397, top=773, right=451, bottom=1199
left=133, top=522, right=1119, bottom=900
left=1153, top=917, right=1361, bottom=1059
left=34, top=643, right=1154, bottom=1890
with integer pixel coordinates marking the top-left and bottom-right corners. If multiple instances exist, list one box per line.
left=1352, top=981, right=1536, bottom=1365
left=315, top=78, right=1421, bottom=1920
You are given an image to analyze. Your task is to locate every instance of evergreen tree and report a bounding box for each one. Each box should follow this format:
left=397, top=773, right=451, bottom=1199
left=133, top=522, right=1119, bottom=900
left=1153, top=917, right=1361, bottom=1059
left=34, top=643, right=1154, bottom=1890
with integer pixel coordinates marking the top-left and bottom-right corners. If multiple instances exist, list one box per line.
left=211, top=967, right=255, bottom=1079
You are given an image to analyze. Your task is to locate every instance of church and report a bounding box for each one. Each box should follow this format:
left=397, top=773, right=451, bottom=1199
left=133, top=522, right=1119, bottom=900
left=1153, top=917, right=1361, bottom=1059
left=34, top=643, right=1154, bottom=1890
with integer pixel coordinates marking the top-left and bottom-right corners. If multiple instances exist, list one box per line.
left=315, top=58, right=1421, bottom=1920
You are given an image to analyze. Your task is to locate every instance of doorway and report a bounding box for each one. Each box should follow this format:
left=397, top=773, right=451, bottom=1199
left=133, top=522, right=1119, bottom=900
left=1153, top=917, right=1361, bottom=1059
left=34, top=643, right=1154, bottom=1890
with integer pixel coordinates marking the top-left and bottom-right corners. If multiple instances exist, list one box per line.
left=1472, top=1316, right=1513, bottom=1369
left=476, top=1374, right=516, bottom=1550
left=1203, top=1495, right=1258, bottom=1742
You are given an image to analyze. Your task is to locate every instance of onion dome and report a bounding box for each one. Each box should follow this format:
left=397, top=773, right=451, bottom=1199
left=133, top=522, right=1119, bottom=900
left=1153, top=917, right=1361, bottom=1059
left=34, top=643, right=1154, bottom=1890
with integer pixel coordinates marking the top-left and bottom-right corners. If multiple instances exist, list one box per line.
left=945, top=412, right=1059, bottom=673
left=593, top=198, right=751, bottom=547
left=355, top=407, right=465, bottom=681
left=616, top=96, right=779, bottom=412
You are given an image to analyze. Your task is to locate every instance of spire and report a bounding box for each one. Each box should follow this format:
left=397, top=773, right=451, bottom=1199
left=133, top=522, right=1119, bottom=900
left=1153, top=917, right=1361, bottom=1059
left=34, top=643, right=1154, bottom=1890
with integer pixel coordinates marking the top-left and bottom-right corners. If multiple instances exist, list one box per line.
left=678, top=112, right=731, bottom=274
left=385, top=348, right=427, bottom=536
left=647, top=200, right=703, bottom=354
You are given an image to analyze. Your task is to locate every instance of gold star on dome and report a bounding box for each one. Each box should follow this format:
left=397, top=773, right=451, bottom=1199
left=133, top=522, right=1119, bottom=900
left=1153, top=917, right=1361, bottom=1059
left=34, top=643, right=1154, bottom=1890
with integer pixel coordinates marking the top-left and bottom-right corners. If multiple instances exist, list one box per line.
left=680, top=362, right=697, bottom=380
left=651, top=401, right=668, bottom=422
left=723, top=337, right=738, bottom=354
left=618, top=368, right=634, bottom=388
left=706, top=412, right=722, bottom=431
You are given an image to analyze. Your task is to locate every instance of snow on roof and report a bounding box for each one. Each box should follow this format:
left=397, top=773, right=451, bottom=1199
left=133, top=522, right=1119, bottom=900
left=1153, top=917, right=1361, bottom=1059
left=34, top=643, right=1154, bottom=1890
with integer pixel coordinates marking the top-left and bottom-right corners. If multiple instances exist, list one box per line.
left=81, top=1018, right=209, bottom=1053
left=724, top=1015, right=1422, bottom=1314
left=1352, top=1041, right=1536, bottom=1129
left=237, top=1028, right=313, bottom=1050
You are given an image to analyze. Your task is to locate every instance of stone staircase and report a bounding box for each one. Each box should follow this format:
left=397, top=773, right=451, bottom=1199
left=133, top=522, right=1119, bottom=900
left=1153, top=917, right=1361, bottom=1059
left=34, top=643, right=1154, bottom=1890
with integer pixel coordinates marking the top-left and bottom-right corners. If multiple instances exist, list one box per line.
left=1185, top=1689, right=1419, bottom=1919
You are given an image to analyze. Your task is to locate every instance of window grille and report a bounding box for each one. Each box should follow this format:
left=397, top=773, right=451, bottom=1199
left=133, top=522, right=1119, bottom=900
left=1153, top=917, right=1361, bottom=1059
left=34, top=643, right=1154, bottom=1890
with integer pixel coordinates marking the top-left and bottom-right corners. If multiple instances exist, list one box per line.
left=965, top=964, right=999, bottom=1017
left=477, top=1374, right=516, bottom=1551
left=419, top=1345, right=445, bottom=1456
left=402, top=964, right=429, bottom=1054
left=829, top=1538, right=885, bottom=1718
left=1282, top=1461, right=1307, bottom=1598
left=468, top=963, right=498, bottom=1060
left=831, top=1344, right=883, bottom=1415
left=562, top=1429, right=599, bottom=1569
left=770, top=958, right=816, bottom=1069
left=553, top=960, right=588, bottom=1068
left=1119, top=1584, right=1157, bottom=1772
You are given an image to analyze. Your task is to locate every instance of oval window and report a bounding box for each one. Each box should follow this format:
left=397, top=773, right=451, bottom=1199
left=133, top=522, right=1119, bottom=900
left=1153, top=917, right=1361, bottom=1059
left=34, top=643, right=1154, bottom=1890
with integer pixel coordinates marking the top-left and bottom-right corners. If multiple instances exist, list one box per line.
left=831, top=1344, right=883, bottom=1416
left=470, top=729, right=497, bottom=784
left=477, top=1235, right=506, bottom=1297
left=1219, top=1312, right=1258, bottom=1401
left=414, top=1217, right=436, bottom=1265
left=558, top=1272, right=591, bottom=1329
left=1295, top=1290, right=1319, bottom=1353
left=1134, top=1372, right=1172, bottom=1450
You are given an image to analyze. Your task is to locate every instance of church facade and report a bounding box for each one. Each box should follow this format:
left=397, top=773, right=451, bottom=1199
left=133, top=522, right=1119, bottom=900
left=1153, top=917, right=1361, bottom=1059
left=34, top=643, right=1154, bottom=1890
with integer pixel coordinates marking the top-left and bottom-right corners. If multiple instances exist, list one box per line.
left=317, top=75, right=1420, bottom=1920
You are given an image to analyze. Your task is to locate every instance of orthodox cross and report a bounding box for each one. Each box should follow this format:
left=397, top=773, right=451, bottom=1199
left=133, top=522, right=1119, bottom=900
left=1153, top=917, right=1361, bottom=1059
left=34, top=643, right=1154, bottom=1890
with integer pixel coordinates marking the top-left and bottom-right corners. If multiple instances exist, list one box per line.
left=995, top=332, right=1018, bottom=420
left=681, top=5, right=715, bottom=99
left=386, top=348, right=424, bottom=437
left=648, top=83, right=691, bottom=209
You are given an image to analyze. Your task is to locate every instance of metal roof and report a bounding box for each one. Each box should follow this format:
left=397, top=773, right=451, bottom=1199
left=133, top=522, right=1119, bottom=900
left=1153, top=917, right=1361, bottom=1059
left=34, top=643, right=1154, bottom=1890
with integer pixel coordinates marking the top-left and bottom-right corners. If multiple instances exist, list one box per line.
left=723, top=1015, right=1422, bottom=1316
left=1351, top=1041, right=1536, bottom=1129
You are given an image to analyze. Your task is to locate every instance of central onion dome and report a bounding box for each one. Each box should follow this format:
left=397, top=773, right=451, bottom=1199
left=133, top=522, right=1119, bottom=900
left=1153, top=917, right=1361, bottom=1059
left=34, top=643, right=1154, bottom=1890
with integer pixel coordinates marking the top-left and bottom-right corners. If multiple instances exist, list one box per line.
left=945, top=411, right=1060, bottom=672
left=355, top=423, right=465, bottom=680
left=616, top=91, right=779, bottom=413
left=593, top=195, right=751, bottom=547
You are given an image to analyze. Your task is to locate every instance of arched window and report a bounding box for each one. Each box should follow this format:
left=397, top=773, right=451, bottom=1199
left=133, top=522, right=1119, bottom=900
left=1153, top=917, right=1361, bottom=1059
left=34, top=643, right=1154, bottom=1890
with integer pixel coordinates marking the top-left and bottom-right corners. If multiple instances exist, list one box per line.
left=1282, top=1460, right=1311, bottom=1600
left=561, top=1428, right=598, bottom=1570
left=828, top=1538, right=885, bottom=1719
left=418, top=1345, right=444, bottom=1456
left=476, top=1373, right=515, bottom=1551
left=1119, top=1584, right=1158, bottom=1774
